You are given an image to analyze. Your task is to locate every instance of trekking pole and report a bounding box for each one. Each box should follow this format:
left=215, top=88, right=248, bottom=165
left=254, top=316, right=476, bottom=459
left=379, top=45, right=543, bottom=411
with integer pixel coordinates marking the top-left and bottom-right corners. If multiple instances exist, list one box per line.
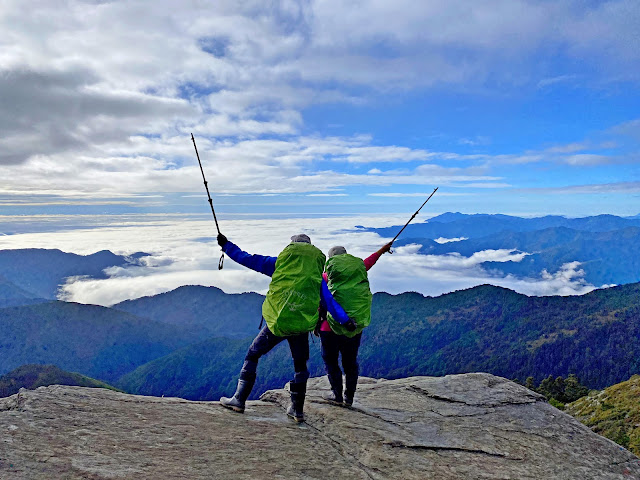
left=191, top=133, right=224, bottom=269
left=389, top=187, right=438, bottom=253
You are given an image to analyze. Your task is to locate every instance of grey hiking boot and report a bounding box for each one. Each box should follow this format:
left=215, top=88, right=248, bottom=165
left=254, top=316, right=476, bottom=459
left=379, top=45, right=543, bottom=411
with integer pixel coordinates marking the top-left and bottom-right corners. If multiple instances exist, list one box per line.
left=220, top=374, right=256, bottom=413
left=286, top=381, right=306, bottom=423
left=323, top=390, right=344, bottom=405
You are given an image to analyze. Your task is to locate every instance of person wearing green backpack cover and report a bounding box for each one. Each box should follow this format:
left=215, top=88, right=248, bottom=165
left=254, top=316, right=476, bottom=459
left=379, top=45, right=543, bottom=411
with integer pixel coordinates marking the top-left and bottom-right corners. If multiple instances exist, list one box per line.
left=319, top=242, right=392, bottom=406
left=217, top=232, right=355, bottom=422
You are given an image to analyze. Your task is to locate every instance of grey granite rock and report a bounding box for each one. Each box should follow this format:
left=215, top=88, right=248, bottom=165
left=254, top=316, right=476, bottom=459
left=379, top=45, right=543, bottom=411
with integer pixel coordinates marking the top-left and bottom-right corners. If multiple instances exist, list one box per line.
left=1, top=373, right=639, bottom=479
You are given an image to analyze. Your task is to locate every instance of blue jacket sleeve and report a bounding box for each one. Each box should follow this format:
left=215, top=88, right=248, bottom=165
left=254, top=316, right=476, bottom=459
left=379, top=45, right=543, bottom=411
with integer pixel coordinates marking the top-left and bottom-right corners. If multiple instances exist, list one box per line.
left=222, top=241, right=276, bottom=277
left=321, top=279, right=350, bottom=325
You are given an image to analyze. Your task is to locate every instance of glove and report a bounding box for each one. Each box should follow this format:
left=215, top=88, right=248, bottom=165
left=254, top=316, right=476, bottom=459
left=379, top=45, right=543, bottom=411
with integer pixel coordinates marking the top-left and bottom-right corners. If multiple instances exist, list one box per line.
left=217, top=233, right=228, bottom=248
left=343, top=318, right=357, bottom=332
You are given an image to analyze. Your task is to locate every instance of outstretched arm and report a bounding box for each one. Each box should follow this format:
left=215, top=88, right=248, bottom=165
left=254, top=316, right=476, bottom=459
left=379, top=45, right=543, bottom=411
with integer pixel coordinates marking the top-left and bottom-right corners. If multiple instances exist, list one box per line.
left=220, top=237, right=276, bottom=277
left=363, top=241, right=392, bottom=271
left=320, top=279, right=350, bottom=325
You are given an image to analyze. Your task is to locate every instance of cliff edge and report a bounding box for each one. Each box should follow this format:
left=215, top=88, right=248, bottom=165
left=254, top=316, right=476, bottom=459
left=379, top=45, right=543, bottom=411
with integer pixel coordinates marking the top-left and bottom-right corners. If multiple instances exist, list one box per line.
left=1, top=373, right=639, bottom=479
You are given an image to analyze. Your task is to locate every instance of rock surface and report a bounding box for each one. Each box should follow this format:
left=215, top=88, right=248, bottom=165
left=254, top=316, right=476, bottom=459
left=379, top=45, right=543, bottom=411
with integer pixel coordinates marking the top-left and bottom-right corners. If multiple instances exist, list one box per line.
left=1, top=373, right=638, bottom=479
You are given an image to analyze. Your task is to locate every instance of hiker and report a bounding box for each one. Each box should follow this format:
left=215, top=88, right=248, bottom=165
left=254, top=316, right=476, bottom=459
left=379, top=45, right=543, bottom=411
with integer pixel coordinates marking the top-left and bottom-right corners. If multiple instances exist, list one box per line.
left=217, top=233, right=355, bottom=422
left=319, top=242, right=392, bottom=407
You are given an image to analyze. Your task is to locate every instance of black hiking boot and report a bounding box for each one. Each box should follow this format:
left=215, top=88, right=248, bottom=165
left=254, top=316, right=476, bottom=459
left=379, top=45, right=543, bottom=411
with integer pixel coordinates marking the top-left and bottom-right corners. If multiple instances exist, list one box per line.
left=344, top=372, right=358, bottom=407
left=323, top=373, right=343, bottom=405
left=286, top=381, right=306, bottom=423
left=343, top=391, right=354, bottom=407
left=220, top=373, right=256, bottom=413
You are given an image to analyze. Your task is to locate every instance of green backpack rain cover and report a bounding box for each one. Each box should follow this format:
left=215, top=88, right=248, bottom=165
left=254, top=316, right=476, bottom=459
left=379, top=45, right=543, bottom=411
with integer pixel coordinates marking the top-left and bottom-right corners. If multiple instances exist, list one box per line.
left=262, top=242, right=326, bottom=337
left=326, top=253, right=372, bottom=338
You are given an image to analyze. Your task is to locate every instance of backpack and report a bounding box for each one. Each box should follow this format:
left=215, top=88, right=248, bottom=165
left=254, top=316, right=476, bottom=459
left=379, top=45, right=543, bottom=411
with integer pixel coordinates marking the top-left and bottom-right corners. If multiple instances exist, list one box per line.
left=261, top=242, right=326, bottom=336
left=325, top=254, right=372, bottom=337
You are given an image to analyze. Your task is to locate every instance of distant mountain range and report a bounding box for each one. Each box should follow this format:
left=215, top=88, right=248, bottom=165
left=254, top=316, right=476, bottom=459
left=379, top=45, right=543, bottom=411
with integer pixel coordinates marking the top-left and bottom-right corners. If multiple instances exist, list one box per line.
left=0, top=274, right=45, bottom=308
left=1, top=212, right=638, bottom=306
left=0, top=301, right=200, bottom=383
left=367, top=212, right=640, bottom=239
left=1, top=215, right=639, bottom=402
left=118, top=282, right=640, bottom=399
left=1, top=281, right=639, bottom=399
left=2, top=269, right=640, bottom=400
left=0, top=248, right=148, bottom=301
left=365, top=212, right=640, bottom=286
left=118, top=335, right=301, bottom=401
left=113, top=285, right=264, bottom=338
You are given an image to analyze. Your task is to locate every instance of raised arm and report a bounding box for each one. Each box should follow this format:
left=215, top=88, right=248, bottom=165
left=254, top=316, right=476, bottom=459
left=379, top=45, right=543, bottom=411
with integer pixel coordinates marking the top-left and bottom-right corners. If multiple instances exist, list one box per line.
left=363, top=242, right=392, bottom=271
left=219, top=235, right=276, bottom=277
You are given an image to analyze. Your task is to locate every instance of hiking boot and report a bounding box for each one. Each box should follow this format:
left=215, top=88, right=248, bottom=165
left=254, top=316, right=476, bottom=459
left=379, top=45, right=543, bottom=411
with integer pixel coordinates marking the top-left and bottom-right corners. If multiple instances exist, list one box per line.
left=287, top=381, right=306, bottom=423
left=343, top=391, right=354, bottom=407
left=344, top=371, right=358, bottom=407
left=322, top=390, right=344, bottom=405
left=324, top=372, right=343, bottom=405
left=220, top=374, right=256, bottom=413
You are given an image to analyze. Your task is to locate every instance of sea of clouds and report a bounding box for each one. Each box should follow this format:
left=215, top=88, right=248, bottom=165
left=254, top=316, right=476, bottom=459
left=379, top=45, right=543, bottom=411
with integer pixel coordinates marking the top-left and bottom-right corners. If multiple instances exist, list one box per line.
left=0, top=214, right=604, bottom=306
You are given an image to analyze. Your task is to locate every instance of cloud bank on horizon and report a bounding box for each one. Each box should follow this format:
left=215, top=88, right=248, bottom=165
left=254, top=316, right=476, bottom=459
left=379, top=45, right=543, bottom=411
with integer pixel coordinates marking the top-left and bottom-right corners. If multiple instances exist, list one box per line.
left=1, top=0, right=639, bottom=217
left=0, top=215, right=607, bottom=305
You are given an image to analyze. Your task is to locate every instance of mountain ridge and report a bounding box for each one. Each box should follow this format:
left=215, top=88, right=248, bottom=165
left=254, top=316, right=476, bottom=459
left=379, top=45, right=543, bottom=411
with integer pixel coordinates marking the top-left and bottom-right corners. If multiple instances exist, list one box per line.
left=0, top=300, right=202, bottom=382
left=367, top=211, right=640, bottom=239
left=0, top=364, right=118, bottom=398
left=0, top=248, right=150, bottom=300
left=113, top=284, right=264, bottom=338
left=117, top=282, right=640, bottom=401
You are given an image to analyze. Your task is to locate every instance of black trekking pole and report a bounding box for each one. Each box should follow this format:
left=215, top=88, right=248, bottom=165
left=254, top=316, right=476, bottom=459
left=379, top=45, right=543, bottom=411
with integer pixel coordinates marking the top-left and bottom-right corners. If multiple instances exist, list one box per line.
left=389, top=187, right=438, bottom=253
left=191, top=133, right=224, bottom=269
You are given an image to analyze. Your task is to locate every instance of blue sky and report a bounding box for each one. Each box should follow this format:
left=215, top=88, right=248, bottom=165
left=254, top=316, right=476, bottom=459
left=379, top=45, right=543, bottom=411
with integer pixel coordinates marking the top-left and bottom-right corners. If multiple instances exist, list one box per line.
left=1, top=0, right=639, bottom=219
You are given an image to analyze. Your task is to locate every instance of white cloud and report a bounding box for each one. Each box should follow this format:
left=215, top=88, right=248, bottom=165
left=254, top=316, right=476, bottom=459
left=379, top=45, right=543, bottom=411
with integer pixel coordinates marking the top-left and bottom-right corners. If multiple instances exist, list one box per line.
left=537, top=75, right=580, bottom=89
left=459, top=136, right=491, bottom=147
left=369, top=192, right=471, bottom=197
left=563, top=154, right=611, bottom=166
left=434, top=237, right=468, bottom=244
left=0, top=135, right=507, bottom=196
left=0, top=215, right=606, bottom=305
left=370, top=244, right=601, bottom=298
left=517, top=182, right=640, bottom=195
left=610, top=118, right=640, bottom=140
left=0, top=0, right=637, bottom=204
left=307, top=193, right=348, bottom=197
left=499, top=263, right=599, bottom=297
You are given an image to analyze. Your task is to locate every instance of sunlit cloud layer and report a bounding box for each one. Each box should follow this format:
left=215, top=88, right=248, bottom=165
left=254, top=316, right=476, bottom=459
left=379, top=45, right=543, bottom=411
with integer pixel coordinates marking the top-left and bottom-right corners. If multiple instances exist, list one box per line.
left=0, top=216, right=606, bottom=306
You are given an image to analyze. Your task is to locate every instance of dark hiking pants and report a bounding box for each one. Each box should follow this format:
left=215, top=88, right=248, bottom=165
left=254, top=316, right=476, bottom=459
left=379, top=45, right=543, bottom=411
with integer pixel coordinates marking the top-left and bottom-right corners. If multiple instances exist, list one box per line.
left=240, top=325, right=310, bottom=385
left=320, top=330, right=362, bottom=394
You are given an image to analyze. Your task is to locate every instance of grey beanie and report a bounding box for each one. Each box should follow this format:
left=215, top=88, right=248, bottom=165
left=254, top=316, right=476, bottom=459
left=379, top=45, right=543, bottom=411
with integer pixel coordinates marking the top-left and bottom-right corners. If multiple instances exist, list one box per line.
left=290, top=234, right=311, bottom=244
left=328, top=246, right=347, bottom=258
